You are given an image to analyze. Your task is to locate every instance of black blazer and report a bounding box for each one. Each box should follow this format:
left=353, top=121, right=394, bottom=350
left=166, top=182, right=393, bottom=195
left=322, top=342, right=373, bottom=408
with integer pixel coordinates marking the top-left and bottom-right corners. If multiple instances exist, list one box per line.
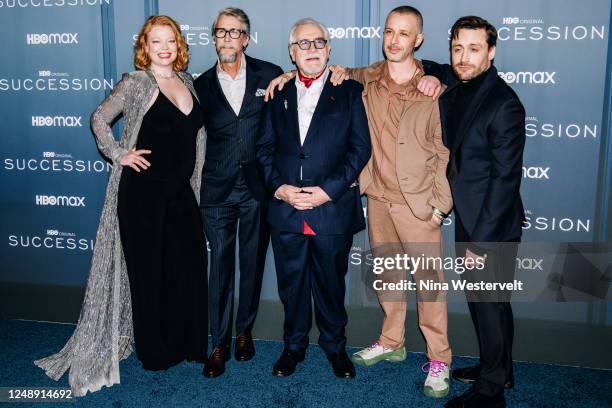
left=256, top=76, right=371, bottom=235
left=428, top=62, right=526, bottom=243
left=194, top=55, right=283, bottom=204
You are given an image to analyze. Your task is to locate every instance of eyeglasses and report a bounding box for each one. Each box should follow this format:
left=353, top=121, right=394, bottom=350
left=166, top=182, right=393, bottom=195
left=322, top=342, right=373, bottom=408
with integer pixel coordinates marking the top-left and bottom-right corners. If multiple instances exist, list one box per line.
left=291, top=38, right=328, bottom=50
left=214, top=28, right=245, bottom=39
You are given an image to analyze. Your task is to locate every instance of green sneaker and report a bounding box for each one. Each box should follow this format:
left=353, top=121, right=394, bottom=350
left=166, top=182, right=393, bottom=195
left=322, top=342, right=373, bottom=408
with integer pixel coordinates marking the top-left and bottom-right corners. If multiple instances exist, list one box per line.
left=351, top=341, right=407, bottom=366
left=422, top=360, right=451, bottom=398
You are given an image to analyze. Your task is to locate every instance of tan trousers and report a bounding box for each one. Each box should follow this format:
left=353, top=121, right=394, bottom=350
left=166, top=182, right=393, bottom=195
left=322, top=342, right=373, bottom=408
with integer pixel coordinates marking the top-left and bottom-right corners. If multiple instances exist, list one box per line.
left=367, top=198, right=452, bottom=365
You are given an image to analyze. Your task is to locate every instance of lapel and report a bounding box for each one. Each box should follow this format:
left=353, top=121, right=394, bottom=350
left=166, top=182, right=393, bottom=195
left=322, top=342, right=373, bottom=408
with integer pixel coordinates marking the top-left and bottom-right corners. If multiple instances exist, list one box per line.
left=361, top=60, right=385, bottom=98
left=448, top=66, right=499, bottom=157
left=283, top=80, right=301, bottom=146
left=238, top=56, right=261, bottom=117
left=439, top=81, right=459, bottom=147
left=176, top=71, right=199, bottom=103
left=302, top=75, right=335, bottom=146
left=209, top=62, right=237, bottom=117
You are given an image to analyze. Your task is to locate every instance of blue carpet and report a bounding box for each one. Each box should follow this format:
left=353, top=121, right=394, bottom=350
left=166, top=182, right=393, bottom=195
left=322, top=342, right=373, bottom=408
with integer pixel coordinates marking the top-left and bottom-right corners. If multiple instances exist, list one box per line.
left=1, top=320, right=611, bottom=407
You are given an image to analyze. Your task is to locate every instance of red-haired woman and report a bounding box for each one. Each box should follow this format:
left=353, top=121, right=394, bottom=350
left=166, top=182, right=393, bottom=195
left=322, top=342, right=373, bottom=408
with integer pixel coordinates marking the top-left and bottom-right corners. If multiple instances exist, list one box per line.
left=35, top=15, right=208, bottom=395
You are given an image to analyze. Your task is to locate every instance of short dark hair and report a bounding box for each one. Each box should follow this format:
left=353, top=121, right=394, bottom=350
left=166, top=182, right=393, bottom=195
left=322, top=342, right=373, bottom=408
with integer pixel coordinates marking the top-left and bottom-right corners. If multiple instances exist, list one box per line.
left=450, top=15, right=497, bottom=48
left=387, top=5, right=423, bottom=32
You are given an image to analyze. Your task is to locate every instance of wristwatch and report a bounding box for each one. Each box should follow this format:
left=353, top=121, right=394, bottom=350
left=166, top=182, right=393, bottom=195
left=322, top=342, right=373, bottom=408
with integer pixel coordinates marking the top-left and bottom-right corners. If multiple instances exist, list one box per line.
left=432, top=207, right=448, bottom=221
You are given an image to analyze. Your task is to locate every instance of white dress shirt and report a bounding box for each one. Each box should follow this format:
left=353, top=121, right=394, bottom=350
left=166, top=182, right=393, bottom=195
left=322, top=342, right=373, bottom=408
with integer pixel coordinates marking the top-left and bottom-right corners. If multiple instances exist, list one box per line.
left=295, top=68, right=329, bottom=146
left=216, top=53, right=247, bottom=115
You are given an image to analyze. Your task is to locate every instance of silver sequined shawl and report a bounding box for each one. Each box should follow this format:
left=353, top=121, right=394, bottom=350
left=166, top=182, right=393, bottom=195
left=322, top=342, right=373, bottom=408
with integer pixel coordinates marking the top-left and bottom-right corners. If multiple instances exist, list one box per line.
left=34, top=70, right=206, bottom=396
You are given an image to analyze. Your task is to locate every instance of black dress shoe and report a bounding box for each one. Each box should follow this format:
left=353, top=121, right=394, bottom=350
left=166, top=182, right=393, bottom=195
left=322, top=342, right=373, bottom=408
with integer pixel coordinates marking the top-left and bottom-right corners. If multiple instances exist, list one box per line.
left=235, top=333, right=255, bottom=362
left=203, top=346, right=231, bottom=378
left=444, top=386, right=506, bottom=408
left=272, top=349, right=305, bottom=377
left=452, top=365, right=514, bottom=389
left=327, top=351, right=355, bottom=379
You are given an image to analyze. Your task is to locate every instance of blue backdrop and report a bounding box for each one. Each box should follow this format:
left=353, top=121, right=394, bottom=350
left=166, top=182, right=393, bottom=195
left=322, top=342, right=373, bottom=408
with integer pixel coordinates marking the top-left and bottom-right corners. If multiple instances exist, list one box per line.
left=1, top=0, right=610, bottom=326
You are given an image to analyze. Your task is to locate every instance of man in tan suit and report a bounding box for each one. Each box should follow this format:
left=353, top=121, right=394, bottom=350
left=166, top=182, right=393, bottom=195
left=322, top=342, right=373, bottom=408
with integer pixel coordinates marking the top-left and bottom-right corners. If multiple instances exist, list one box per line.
left=263, top=5, right=452, bottom=398
left=338, top=5, right=452, bottom=399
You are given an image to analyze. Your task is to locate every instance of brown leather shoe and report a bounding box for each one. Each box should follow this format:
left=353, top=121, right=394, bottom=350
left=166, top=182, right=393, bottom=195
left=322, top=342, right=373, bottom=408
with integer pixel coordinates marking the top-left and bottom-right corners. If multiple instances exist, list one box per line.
left=235, top=333, right=255, bottom=362
left=203, top=346, right=230, bottom=378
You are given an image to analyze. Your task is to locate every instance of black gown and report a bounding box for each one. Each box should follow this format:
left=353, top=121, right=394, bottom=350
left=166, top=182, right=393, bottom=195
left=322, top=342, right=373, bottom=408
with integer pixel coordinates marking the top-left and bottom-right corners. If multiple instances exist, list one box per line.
left=117, top=90, right=207, bottom=370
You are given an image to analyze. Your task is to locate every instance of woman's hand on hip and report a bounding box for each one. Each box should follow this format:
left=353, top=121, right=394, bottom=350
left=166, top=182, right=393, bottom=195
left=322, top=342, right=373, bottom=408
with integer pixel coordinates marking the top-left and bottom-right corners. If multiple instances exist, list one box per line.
left=120, top=148, right=151, bottom=172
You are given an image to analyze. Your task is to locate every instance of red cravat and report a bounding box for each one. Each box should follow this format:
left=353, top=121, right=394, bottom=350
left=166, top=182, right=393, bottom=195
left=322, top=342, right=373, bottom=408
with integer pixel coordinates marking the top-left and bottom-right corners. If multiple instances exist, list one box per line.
left=298, top=69, right=325, bottom=89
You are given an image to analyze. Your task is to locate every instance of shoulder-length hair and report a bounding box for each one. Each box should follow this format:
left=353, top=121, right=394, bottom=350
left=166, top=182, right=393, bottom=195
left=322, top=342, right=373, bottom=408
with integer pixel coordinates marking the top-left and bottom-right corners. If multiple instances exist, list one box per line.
left=134, top=15, right=189, bottom=71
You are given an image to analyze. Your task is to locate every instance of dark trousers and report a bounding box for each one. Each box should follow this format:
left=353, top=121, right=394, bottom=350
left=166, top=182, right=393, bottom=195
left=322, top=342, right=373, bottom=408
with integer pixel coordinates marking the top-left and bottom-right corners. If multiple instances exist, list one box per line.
left=201, top=178, right=270, bottom=347
left=455, top=214, right=517, bottom=396
left=270, top=228, right=352, bottom=355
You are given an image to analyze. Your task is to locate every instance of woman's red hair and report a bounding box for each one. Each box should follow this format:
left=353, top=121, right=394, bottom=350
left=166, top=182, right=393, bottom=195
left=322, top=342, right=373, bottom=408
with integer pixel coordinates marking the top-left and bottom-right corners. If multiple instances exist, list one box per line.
left=134, top=15, right=189, bottom=71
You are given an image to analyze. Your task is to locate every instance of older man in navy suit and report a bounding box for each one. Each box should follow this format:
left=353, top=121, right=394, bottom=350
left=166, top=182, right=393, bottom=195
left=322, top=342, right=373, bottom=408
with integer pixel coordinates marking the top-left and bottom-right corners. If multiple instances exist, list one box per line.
left=256, top=18, right=371, bottom=379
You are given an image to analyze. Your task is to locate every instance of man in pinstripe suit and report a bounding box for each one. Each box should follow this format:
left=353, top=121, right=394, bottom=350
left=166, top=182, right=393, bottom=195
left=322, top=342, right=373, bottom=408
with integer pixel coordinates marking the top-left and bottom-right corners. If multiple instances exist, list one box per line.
left=194, top=7, right=283, bottom=378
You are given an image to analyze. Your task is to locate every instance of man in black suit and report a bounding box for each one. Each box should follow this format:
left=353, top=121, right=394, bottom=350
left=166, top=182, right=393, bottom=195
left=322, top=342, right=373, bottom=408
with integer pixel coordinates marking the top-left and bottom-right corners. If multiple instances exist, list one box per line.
left=194, top=7, right=283, bottom=378
left=423, top=16, right=525, bottom=408
left=256, top=18, right=371, bottom=379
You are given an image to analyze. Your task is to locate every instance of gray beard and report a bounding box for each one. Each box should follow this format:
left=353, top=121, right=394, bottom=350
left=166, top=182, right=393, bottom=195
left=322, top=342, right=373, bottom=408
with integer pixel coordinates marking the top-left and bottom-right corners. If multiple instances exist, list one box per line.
left=218, top=49, right=238, bottom=63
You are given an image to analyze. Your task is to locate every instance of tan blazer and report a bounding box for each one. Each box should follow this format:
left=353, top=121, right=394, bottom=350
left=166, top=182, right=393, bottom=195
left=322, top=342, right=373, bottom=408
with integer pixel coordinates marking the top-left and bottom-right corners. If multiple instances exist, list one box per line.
left=349, top=60, right=453, bottom=221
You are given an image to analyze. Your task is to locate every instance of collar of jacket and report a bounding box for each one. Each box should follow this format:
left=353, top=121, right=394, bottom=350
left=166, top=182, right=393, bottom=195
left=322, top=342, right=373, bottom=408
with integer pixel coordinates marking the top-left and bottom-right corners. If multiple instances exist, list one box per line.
left=443, top=64, right=500, bottom=97
left=204, top=54, right=261, bottom=80
left=142, top=69, right=200, bottom=103
left=361, top=59, right=429, bottom=101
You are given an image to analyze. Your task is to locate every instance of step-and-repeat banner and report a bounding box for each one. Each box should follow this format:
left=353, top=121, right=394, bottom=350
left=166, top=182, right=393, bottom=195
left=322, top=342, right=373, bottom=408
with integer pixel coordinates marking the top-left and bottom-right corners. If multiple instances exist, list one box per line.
left=1, top=0, right=610, bottom=322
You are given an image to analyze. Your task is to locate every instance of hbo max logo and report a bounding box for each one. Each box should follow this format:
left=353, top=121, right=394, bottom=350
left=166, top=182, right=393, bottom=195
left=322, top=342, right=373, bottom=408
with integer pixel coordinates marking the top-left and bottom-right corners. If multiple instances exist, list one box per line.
left=516, top=257, right=544, bottom=271
left=32, top=116, right=82, bottom=127
left=498, top=71, right=556, bottom=84
left=26, top=33, right=78, bottom=45
left=503, top=17, right=520, bottom=24
left=36, top=195, right=86, bottom=207
left=327, top=26, right=381, bottom=39
left=522, top=166, right=550, bottom=179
